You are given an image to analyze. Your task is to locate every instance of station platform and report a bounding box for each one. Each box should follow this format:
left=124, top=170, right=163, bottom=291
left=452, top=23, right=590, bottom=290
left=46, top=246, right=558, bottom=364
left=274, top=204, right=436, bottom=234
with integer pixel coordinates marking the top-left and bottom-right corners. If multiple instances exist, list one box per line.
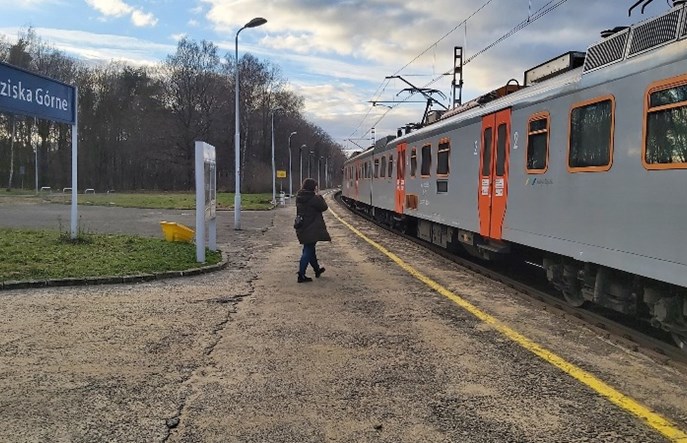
left=0, top=193, right=685, bottom=442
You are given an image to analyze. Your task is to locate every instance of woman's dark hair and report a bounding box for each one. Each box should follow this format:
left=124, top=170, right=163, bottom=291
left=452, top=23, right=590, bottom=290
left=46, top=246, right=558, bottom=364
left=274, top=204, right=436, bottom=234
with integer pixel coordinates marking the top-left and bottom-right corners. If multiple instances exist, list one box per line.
left=301, top=178, right=318, bottom=191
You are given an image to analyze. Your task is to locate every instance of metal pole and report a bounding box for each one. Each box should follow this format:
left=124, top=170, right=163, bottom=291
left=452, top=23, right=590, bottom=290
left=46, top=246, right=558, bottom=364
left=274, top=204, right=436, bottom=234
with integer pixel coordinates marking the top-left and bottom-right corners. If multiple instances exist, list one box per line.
left=270, top=109, right=276, bottom=205
left=317, top=156, right=322, bottom=189
left=34, top=118, right=38, bottom=195
left=299, top=144, right=305, bottom=186
left=288, top=143, right=292, bottom=197
left=234, top=27, right=243, bottom=230
left=232, top=17, right=267, bottom=228
left=70, top=87, right=79, bottom=239
left=325, top=156, right=328, bottom=189
left=288, top=132, right=296, bottom=197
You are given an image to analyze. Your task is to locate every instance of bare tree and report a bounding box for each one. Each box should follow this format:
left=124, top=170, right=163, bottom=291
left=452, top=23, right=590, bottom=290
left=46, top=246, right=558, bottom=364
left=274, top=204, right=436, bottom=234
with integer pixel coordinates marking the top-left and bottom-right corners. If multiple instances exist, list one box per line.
left=0, top=29, right=346, bottom=193
left=162, top=38, right=224, bottom=188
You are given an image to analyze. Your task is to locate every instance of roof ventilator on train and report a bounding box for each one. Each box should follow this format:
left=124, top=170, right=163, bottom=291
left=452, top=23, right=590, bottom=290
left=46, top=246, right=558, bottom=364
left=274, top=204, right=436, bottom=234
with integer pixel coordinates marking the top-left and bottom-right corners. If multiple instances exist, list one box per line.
left=584, top=0, right=687, bottom=73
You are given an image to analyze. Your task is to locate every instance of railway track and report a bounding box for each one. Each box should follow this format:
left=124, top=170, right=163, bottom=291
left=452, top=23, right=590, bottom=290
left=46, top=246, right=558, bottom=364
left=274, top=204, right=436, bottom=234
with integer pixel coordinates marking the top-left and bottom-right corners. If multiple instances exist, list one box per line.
left=333, top=192, right=687, bottom=372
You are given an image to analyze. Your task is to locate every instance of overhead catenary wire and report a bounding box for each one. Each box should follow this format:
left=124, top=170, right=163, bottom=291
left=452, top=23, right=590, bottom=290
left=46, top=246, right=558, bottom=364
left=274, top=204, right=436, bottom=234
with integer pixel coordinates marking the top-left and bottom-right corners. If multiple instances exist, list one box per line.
left=347, top=0, right=501, bottom=141
left=357, top=0, right=573, bottom=139
left=463, top=0, right=570, bottom=66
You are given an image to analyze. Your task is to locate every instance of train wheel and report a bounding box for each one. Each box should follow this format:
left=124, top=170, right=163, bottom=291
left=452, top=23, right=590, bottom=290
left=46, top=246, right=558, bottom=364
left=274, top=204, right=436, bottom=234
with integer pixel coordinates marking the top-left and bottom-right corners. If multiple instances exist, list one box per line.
left=561, top=263, right=585, bottom=307
left=562, top=289, right=585, bottom=307
left=672, top=332, right=687, bottom=351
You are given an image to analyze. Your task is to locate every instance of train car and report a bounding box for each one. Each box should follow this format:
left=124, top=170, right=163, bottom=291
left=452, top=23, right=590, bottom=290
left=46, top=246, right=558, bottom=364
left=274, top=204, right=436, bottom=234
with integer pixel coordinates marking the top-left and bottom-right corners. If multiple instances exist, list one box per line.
left=342, top=1, right=687, bottom=348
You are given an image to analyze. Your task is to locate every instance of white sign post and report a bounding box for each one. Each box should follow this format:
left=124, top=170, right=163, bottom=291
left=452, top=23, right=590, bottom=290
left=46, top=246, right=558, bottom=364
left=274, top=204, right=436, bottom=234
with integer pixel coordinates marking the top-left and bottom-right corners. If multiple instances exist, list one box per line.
left=195, top=141, right=217, bottom=263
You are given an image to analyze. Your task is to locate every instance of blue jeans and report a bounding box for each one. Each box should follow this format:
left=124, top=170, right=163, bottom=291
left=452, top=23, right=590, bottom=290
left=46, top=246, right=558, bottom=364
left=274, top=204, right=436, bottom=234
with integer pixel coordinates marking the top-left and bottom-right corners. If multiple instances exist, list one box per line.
left=299, top=243, right=319, bottom=276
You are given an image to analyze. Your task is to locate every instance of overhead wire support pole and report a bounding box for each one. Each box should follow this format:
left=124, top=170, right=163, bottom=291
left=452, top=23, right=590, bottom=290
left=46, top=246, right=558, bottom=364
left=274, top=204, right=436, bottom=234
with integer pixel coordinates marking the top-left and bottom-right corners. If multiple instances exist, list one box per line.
left=452, top=46, right=464, bottom=107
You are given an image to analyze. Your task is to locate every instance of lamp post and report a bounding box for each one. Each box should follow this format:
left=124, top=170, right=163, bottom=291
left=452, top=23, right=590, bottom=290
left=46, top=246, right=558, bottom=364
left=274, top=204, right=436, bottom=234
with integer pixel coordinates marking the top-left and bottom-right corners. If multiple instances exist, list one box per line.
left=288, top=131, right=297, bottom=197
left=299, top=144, right=306, bottom=187
left=309, top=150, right=314, bottom=177
left=270, top=106, right=283, bottom=205
left=325, top=156, right=329, bottom=189
left=234, top=16, right=267, bottom=230
left=318, top=156, right=323, bottom=189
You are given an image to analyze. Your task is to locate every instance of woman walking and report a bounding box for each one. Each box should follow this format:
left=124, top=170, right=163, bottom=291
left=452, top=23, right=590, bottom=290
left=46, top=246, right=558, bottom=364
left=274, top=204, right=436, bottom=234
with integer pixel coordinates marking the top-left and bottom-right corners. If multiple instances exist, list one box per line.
left=295, top=178, right=331, bottom=283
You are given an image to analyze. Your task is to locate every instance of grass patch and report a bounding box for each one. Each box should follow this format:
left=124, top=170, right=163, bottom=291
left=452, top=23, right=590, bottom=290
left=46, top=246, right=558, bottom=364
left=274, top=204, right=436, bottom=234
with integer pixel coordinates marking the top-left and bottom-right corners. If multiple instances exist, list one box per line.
left=71, top=192, right=272, bottom=210
left=0, top=228, right=221, bottom=283
left=2, top=191, right=275, bottom=210
left=3, top=188, right=36, bottom=196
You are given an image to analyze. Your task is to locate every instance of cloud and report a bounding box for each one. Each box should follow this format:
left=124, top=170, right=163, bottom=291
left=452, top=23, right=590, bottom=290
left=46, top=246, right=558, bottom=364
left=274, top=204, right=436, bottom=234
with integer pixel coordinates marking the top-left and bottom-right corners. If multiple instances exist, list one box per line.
left=84, top=0, right=158, bottom=27
left=85, top=0, right=132, bottom=16
left=3, top=0, right=674, bottom=143
left=131, top=10, right=158, bottom=27
left=0, top=0, right=64, bottom=8
left=0, top=27, right=174, bottom=65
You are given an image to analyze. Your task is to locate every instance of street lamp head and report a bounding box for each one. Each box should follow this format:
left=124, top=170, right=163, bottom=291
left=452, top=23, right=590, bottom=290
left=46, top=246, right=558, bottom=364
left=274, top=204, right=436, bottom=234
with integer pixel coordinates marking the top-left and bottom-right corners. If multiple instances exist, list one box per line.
left=290, top=131, right=297, bottom=137
left=245, top=17, right=267, bottom=28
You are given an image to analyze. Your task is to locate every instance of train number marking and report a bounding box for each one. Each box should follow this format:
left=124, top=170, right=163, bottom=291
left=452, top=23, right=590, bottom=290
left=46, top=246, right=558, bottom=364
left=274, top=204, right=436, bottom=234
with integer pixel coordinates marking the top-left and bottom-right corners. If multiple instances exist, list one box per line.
left=474, top=140, right=479, bottom=156
left=495, top=178, right=505, bottom=197
left=481, top=178, right=490, bottom=196
left=513, top=132, right=519, bottom=150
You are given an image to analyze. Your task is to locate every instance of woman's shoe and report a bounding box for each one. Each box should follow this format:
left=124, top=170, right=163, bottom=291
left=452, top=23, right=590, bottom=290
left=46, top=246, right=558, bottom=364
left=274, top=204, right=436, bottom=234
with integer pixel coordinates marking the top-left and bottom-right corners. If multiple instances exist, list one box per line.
left=315, top=267, right=326, bottom=278
left=298, top=274, right=313, bottom=283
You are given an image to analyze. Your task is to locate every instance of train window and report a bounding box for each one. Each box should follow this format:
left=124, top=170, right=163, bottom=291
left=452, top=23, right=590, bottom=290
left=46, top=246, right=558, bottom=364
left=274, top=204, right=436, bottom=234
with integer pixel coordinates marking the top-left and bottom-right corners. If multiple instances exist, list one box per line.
left=421, top=144, right=432, bottom=176
left=410, top=148, right=418, bottom=177
left=374, top=158, right=380, bottom=178
left=482, top=128, right=493, bottom=176
left=568, top=96, right=614, bottom=171
left=380, top=156, right=386, bottom=177
left=437, top=180, right=448, bottom=193
left=644, top=78, right=687, bottom=169
left=437, top=139, right=450, bottom=176
left=496, top=124, right=508, bottom=176
left=388, top=154, right=394, bottom=177
left=526, top=113, right=549, bottom=173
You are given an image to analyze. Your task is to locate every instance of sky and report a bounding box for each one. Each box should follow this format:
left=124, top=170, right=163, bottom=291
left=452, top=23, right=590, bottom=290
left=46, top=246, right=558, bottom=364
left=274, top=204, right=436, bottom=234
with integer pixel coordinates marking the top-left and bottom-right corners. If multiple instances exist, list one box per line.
left=0, top=0, right=673, bottom=152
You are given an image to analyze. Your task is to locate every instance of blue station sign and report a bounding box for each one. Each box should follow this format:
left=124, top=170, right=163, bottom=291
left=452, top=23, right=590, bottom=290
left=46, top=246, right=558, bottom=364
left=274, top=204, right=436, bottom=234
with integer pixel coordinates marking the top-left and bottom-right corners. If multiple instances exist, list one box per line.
left=0, top=60, right=76, bottom=125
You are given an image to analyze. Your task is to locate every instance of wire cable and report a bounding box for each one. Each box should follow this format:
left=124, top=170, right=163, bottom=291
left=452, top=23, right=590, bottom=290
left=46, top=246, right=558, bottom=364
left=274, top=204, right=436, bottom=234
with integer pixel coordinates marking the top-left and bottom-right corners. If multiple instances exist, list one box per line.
left=348, top=0, right=503, bottom=140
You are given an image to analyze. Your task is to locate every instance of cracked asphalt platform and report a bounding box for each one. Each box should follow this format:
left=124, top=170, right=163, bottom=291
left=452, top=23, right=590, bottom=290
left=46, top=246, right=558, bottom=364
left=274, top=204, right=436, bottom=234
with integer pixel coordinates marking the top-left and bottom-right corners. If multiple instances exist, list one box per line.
left=0, top=196, right=686, bottom=442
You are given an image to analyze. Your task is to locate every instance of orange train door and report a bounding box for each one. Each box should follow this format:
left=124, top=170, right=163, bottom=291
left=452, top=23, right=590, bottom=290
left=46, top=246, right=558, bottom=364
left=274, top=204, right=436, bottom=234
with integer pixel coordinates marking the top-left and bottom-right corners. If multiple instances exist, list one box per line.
left=395, top=143, right=407, bottom=213
left=354, top=159, right=360, bottom=200
left=478, top=108, right=512, bottom=240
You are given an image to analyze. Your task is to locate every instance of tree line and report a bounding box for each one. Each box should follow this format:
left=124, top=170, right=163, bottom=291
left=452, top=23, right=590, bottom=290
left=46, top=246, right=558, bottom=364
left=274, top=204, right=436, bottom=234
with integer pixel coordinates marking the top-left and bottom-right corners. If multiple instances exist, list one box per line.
left=0, top=29, right=345, bottom=194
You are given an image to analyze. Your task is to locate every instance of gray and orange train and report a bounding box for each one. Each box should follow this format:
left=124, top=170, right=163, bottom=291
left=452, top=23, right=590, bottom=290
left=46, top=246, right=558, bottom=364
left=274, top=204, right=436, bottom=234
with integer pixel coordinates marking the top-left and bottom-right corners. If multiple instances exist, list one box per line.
left=341, top=2, right=687, bottom=348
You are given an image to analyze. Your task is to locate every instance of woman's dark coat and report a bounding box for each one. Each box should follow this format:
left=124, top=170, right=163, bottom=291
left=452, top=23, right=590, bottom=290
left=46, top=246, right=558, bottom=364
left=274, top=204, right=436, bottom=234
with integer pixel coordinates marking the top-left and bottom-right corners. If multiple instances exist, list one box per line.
left=295, top=190, right=331, bottom=244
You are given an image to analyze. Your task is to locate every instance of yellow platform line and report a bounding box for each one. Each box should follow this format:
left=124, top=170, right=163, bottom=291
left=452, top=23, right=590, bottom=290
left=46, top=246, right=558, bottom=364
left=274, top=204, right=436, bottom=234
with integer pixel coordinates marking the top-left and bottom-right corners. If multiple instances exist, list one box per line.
left=330, top=207, right=687, bottom=442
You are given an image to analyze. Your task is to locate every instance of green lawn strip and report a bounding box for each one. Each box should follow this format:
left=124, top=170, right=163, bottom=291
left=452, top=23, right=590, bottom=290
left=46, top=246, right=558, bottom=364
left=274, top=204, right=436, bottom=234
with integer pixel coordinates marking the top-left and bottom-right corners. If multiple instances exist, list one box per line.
left=72, top=192, right=273, bottom=210
left=2, top=192, right=275, bottom=210
left=0, top=228, right=221, bottom=283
